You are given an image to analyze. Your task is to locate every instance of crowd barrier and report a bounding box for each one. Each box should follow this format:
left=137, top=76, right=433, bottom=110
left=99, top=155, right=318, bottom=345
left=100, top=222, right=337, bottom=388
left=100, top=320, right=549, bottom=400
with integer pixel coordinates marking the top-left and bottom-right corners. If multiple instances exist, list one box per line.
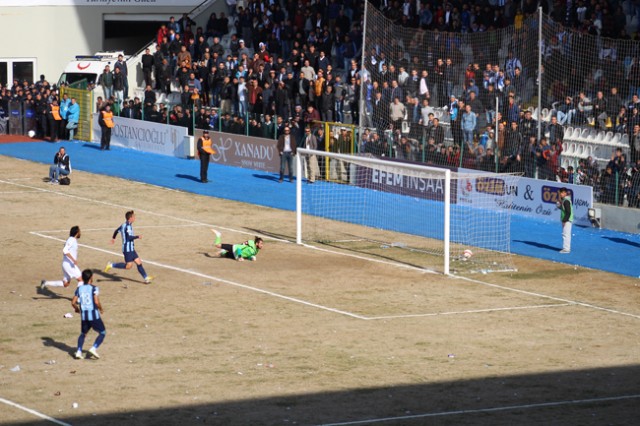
left=90, top=118, right=595, bottom=227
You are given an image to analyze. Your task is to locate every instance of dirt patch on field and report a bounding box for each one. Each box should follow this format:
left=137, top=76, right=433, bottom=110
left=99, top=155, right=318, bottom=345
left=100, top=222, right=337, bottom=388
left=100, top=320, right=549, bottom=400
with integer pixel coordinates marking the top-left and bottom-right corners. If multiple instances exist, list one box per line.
left=0, top=155, right=639, bottom=425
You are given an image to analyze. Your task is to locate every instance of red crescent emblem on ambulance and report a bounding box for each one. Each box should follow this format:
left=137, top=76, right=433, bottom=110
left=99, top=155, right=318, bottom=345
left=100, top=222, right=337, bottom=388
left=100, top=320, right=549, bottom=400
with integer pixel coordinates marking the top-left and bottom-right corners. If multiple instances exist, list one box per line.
left=77, top=63, right=91, bottom=70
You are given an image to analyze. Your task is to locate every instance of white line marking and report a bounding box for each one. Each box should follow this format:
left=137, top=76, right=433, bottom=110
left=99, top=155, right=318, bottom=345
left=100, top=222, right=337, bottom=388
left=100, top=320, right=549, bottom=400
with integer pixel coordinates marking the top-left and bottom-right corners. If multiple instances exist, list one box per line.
left=34, top=224, right=205, bottom=233
left=456, top=275, right=640, bottom=320
left=30, top=232, right=368, bottom=320
left=0, top=396, right=71, bottom=426
left=365, top=303, right=574, bottom=320
left=8, top=178, right=640, bottom=321
left=0, top=178, right=291, bottom=243
left=319, top=393, right=640, bottom=425
left=0, top=190, right=42, bottom=194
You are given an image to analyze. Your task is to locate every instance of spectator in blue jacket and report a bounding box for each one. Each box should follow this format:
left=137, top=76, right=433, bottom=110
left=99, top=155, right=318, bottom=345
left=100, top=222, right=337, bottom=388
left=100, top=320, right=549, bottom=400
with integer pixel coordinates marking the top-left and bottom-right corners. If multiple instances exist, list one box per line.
left=66, top=98, right=80, bottom=140
left=461, top=104, right=477, bottom=147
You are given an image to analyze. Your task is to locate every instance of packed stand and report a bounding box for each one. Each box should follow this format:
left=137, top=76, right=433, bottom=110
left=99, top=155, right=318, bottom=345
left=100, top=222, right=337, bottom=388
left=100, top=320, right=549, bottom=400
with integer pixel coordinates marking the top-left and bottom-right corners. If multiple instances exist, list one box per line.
left=4, top=0, right=640, bottom=206
left=0, top=77, right=81, bottom=142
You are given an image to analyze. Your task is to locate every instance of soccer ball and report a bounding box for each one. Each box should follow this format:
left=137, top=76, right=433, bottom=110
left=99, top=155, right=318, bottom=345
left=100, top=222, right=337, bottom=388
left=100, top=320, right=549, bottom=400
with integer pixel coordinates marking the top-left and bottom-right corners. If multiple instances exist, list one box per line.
left=463, top=249, right=473, bottom=260
left=27, top=130, right=36, bottom=138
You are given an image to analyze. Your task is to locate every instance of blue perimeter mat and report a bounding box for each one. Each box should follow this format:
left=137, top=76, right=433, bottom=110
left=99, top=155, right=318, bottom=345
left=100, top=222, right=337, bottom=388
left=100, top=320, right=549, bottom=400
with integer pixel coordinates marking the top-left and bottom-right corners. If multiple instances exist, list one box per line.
left=1, top=140, right=638, bottom=278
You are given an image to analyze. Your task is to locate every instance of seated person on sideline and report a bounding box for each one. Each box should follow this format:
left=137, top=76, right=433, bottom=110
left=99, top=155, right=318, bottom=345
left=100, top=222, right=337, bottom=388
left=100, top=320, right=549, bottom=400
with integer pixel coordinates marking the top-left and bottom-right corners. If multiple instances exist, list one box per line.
left=48, top=146, right=71, bottom=184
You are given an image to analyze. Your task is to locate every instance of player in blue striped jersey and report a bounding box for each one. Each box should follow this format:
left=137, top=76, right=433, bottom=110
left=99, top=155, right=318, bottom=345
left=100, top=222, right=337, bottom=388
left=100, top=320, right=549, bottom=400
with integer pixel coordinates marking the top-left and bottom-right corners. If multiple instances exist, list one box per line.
left=71, top=269, right=106, bottom=359
left=104, top=210, right=153, bottom=284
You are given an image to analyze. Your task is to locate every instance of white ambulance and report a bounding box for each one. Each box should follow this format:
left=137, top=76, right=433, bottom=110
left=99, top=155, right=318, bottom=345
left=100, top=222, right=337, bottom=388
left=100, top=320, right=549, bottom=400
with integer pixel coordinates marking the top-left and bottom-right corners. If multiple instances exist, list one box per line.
left=57, top=51, right=127, bottom=111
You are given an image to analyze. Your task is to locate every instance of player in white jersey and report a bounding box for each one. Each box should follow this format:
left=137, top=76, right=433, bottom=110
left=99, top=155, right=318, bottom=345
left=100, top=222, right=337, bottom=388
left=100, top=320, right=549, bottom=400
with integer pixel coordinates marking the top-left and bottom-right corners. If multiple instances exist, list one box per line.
left=40, top=226, right=82, bottom=290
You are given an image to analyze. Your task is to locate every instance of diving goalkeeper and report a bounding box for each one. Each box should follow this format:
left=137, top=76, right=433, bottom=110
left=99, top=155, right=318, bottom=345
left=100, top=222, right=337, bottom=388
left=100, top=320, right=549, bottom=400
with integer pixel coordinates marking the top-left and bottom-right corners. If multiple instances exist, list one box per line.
left=211, top=229, right=263, bottom=262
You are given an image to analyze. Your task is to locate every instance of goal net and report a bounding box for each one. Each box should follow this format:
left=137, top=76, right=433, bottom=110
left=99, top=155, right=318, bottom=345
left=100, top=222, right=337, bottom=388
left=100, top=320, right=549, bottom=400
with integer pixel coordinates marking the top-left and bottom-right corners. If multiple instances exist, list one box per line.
left=296, top=149, right=520, bottom=275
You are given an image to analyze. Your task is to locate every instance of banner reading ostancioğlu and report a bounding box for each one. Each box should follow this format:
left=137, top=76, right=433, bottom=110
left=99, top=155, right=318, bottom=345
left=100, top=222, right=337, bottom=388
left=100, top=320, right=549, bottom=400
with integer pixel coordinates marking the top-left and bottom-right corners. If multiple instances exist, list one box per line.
left=92, top=114, right=188, bottom=157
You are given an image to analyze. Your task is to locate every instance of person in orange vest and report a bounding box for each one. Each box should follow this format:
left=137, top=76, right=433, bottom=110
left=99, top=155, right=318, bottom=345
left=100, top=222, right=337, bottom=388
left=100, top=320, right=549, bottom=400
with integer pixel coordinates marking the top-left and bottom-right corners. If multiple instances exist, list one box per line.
left=196, top=130, right=216, bottom=183
left=48, top=99, right=62, bottom=142
left=98, top=104, right=115, bottom=150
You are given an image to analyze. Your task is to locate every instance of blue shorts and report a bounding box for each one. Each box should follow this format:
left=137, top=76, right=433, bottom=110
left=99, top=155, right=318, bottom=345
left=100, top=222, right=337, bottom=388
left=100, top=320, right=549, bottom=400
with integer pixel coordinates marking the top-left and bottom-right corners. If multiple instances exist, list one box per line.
left=81, top=318, right=106, bottom=334
left=124, top=250, right=139, bottom=263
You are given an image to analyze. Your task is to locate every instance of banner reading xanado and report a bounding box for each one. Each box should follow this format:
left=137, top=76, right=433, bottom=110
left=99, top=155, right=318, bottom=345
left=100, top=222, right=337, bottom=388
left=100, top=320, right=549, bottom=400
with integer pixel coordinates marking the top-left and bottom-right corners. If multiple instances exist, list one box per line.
left=194, top=130, right=281, bottom=174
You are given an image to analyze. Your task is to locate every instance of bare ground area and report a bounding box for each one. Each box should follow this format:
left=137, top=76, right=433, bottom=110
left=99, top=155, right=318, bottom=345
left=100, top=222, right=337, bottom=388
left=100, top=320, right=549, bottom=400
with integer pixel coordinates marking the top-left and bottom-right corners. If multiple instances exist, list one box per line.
left=0, top=155, right=639, bottom=426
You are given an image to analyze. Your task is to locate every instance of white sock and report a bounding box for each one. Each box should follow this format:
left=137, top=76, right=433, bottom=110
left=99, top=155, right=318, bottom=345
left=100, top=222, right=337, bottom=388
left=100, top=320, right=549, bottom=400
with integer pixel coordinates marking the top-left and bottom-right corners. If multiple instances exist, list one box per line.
left=44, top=280, right=64, bottom=287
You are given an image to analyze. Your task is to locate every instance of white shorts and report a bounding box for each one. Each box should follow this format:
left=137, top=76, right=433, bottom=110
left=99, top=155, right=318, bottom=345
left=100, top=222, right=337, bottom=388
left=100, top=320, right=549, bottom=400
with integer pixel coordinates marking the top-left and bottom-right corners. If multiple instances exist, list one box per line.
left=63, top=262, right=82, bottom=283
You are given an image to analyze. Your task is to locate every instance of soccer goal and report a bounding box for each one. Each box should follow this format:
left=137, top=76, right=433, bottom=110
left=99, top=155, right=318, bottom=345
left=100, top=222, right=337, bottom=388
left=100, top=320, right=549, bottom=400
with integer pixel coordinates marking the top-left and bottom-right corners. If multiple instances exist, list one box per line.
left=295, top=149, right=521, bottom=275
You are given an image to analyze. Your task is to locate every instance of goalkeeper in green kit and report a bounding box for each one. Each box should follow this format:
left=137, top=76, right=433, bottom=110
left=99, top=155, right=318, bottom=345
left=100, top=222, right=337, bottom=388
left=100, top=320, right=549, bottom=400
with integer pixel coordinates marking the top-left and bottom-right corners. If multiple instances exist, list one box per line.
left=211, top=229, right=264, bottom=261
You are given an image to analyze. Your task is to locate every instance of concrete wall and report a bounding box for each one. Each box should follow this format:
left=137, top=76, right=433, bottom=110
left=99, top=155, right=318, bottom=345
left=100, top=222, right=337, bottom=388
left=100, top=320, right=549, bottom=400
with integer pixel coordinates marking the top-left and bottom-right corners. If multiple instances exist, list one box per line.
left=0, top=4, right=221, bottom=86
left=596, top=203, right=640, bottom=234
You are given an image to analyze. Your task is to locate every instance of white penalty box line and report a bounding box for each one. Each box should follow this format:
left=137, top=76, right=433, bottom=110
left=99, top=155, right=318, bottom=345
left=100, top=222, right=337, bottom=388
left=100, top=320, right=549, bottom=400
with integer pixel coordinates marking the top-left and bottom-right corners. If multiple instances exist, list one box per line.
left=30, top=231, right=368, bottom=320
left=31, top=231, right=575, bottom=321
left=0, top=396, right=71, bottom=426
left=9, top=178, right=640, bottom=322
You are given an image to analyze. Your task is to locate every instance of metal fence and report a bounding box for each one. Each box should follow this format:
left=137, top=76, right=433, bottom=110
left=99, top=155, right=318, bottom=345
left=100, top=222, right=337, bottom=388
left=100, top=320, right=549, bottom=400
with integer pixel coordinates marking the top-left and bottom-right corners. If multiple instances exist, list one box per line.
left=359, top=4, right=640, bottom=207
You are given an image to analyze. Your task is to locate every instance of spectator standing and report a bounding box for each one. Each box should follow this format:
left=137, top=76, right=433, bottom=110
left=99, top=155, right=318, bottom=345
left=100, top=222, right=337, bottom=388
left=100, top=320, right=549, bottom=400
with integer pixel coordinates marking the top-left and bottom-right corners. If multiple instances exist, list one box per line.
left=152, top=45, right=165, bottom=91
left=98, top=65, right=113, bottom=104
left=301, top=126, right=320, bottom=183
left=504, top=51, right=522, bottom=81
left=66, top=98, right=80, bottom=140
left=461, top=104, right=477, bottom=147
left=546, top=115, right=564, bottom=147
left=142, top=85, right=156, bottom=117
left=160, top=58, right=172, bottom=95
left=35, top=93, right=48, bottom=138
left=114, top=54, right=129, bottom=100
left=429, top=117, right=445, bottom=146
left=277, top=126, right=297, bottom=183
left=141, top=48, right=154, bottom=88
left=112, top=67, right=125, bottom=109
left=156, top=24, right=168, bottom=49
left=389, top=97, right=406, bottom=131
left=59, top=93, right=71, bottom=139
left=320, top=84, right=335, bottom=122
left=168, top=16, right=180, bottom=35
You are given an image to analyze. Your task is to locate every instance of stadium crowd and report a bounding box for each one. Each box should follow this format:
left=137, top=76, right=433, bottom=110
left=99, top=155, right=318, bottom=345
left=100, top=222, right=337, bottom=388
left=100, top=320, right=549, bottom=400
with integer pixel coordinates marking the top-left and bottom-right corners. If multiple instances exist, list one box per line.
left=2, top=0, right=640, bottom=206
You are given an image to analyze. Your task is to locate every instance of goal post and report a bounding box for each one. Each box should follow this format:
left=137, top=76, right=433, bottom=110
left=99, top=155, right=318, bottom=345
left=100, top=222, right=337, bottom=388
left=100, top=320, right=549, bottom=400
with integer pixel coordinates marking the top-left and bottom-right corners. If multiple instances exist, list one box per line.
left=296, top=148, right=520, bottom=275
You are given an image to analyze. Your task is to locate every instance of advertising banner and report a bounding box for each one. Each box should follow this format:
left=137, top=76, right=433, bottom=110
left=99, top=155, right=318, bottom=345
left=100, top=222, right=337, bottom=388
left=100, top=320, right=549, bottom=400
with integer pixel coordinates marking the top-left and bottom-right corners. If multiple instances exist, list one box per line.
left=194, top=130, right=281, bottom=173
left=93, top=114, right=188, bottom=157
left=457, top=168, right=593, bottom=226
left=355, top=166, right=451, bottom=202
